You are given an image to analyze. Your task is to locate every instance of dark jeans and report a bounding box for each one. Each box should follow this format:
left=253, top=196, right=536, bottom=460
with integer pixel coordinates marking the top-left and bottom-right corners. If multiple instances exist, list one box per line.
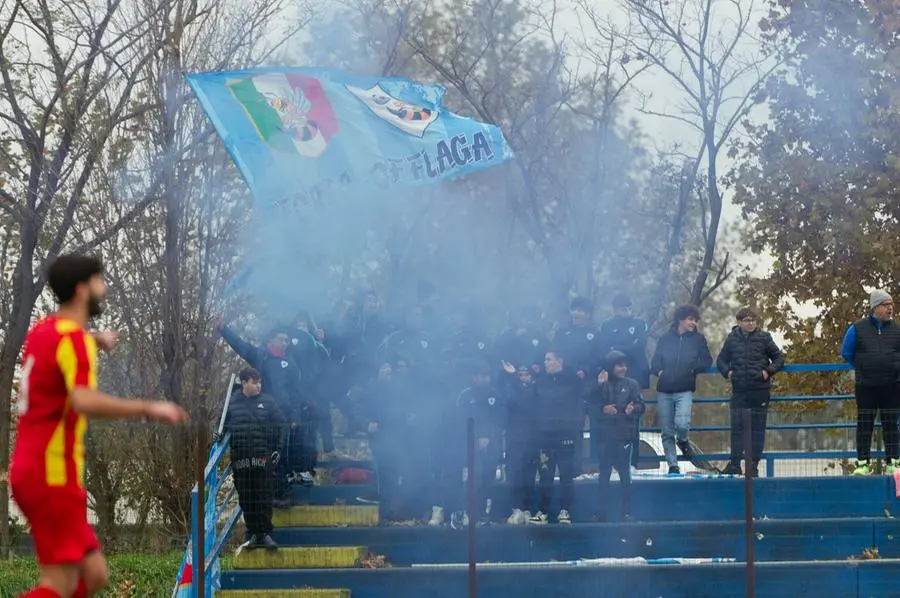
left=508, top=438, right=539, bottom=512
left=372, top=441, right=403, bottom=519
left=297, top=403, right=324, bottom=473
left=538, top=435, right=577, bottom=515
left=729, top=390, right=770, bottom=464
left=233, top=462, right=274, bottom=535
left=596, top=439, right=633, bottom=519
left=856, top=384, right=900, bottom=461
left=277, top=423, right=307, bottom=497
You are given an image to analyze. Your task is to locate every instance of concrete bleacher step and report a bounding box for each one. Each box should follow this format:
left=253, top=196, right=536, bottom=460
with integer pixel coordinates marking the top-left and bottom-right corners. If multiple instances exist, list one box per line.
left=273, top=505, right=379, bottom=527
left=269, top=517, right=900, bottom=563
left=294, top=474, right=899, bottom=516
left=234, top=546, right=369, bottom=569
left=380, top=475, right=895, bottom=522
left=291, top=485, right=376, bottom=505
left=218, top=591, right=350, bottom=598
left=221, top=477, right=900, bottom=597
left=220, top=559, right=900, bottom=597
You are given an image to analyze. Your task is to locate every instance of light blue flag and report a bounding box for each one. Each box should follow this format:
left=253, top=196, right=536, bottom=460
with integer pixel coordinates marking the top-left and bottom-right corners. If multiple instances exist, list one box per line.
left=185, top=67, right=514, bottom=208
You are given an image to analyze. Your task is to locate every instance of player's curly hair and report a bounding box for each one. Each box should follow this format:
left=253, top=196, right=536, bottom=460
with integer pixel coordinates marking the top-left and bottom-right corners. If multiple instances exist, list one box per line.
left=47, top=254, right=104, bottom=304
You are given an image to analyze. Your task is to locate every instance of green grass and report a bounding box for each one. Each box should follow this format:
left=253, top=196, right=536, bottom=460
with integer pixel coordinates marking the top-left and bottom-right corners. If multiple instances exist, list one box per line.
left=0, top=552, right=192, bottom=598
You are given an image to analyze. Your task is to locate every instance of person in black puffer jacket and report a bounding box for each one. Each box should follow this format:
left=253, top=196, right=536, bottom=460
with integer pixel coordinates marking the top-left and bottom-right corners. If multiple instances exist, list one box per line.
left=586, top=351, right=645, bottom=521
left=531, top=349, right=585, bottom=525
left=501, top=362, right=540, bottom=525
left=716, top=308, right=785, bottom=476
left=453, top=361, right=507, bottom=527
left=223, top=368, right=286, bottom=549
left=217, top=320, right=310, bottom=497
left=650, top=304, right=713, bottom=474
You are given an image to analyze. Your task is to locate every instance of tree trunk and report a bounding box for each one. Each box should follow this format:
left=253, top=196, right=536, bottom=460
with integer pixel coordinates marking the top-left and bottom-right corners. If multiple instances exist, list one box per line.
left=0, top=217, right=39, bottom=556
left=0, top=295, right=36, bottom=555
left=690, top=129, right=722, bottom=307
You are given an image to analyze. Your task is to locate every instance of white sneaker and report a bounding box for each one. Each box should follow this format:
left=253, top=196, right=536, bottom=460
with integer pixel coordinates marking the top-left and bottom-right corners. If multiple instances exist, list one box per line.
left=527, top=511, right=548, bottom=525
left=506, top=508, right=527, bottom=525
left=427, top=506, right=444, bottom=526
left=557, top=509, right=571, bottom=524
left=450, top=510, right=469, bottom=530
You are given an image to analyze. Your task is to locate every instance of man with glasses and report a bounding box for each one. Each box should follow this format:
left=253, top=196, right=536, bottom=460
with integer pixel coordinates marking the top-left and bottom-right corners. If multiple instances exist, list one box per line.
left=716, top=309, right=785, bottom=477
left=841, top=290, right=900, bottom=475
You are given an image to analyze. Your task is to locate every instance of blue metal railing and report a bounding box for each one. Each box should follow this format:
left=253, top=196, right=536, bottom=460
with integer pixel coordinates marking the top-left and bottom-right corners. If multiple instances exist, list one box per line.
left=183, top=431, right=240, bottom=597
left=181, top=362, right=862, bottom=596
left=636, top=363, right=860, bottom=477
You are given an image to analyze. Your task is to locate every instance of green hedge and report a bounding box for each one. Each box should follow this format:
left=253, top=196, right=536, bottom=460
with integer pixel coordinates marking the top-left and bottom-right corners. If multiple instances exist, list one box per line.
left=0, top=552, right=183, bottom=598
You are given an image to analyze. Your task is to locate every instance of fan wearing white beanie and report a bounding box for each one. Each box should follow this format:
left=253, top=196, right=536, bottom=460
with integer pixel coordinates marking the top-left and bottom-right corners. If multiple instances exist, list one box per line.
left=840, top=289, right=900, bottom=475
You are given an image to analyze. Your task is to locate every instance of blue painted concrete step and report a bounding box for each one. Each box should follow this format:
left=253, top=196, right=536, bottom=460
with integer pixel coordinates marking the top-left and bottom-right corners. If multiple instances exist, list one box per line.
left=269, top=517, right=896, bottom=563
left=291, top=485, right=375, bottom=505
left=221, top=559, right=900, bottom=598
left=295, top=476, right=893, bottom=520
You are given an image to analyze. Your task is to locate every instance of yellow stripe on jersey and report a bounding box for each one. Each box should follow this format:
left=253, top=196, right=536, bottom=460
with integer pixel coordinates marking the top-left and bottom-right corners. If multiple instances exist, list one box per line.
left=74, top=413, right=87, bottom=486
left=56, top=331, right=97, bottom=391
left=84, top=334, right=97, bottom=389
left=57, top=335, right=78, bottom=391
left=45, top=417, right=67, bottom=486
left=55, top=319, right=81, bottom=334
left=50, top=328, right=96, bottom=487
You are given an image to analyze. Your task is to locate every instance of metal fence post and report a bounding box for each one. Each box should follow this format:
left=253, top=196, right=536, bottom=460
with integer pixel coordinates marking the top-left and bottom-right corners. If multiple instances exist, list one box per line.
left=190, top=485, right=202, bottom=598
left=195, top=422, right=206, bottom=598
left=467, top=416, right=477, bottom=598
left=743, top=408, right=755, bottom=598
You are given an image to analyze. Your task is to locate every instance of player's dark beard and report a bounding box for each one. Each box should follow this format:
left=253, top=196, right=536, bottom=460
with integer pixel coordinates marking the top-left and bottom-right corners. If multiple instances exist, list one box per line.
left=88, top=293, right=104, bottom=318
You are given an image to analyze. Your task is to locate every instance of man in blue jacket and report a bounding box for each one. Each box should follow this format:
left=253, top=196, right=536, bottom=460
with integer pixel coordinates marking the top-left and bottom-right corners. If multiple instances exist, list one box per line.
left=841, top=290, right=900, bottom=475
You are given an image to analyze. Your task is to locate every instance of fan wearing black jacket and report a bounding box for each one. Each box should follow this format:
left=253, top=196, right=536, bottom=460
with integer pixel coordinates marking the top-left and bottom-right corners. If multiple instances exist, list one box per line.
left=455, top=362, right=507, bottom=527
left=586, top=351, right=645, bottom=521
left=716, top=308, right=785, bottom=477
left=650, top=304, right=713, bottom=474
left=217, top=320, right=311, bottom=497
left=501, top=361, right=540, bottom=525
left=224, top=368, right=286, bottom=550
left=530, top=350, right=585, bottom=525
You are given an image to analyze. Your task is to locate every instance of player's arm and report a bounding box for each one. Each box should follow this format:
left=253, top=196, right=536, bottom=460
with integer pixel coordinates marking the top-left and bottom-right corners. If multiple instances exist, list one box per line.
left=71, top=387, right=167, bottom=420
left=60, top=332, right=187, bottom=423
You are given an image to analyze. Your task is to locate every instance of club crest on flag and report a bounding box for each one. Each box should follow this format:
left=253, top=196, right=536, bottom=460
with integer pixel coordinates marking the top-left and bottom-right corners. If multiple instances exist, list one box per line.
left=227, top=73, right=339, bottom=158
left=346, top=83, right=439, bottom=138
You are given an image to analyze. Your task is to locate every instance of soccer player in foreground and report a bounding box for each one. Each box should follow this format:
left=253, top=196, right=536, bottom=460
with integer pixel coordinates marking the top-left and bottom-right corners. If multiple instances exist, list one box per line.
left=9, top=254, right=190, bottom=598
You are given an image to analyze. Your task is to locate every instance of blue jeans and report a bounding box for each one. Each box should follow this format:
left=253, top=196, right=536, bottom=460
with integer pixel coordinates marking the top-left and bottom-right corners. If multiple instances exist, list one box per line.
left=657, top=391, right=694, bottom=468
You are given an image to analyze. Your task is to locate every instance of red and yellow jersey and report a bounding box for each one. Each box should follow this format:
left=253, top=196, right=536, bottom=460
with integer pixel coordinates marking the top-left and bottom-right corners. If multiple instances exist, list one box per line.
left=10, top=316, right=95, bottom=494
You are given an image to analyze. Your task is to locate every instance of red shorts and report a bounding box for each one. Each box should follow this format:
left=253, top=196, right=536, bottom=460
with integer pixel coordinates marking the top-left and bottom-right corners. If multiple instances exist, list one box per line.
left=11, top=478, right=99, bottom=565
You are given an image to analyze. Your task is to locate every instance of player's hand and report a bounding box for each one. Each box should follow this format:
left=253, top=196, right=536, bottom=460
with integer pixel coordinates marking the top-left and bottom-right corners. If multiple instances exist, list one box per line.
left=603, top=404, right=618, bottom=415
left=144, top=401, right=189, bottom=424
left=762, top=370, right=770, bottom=381
left=625, top=402, right=635, bottom=415
left=597, top=370, right=609, bottom=384
left=94, top=331, right=118, bottom=352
